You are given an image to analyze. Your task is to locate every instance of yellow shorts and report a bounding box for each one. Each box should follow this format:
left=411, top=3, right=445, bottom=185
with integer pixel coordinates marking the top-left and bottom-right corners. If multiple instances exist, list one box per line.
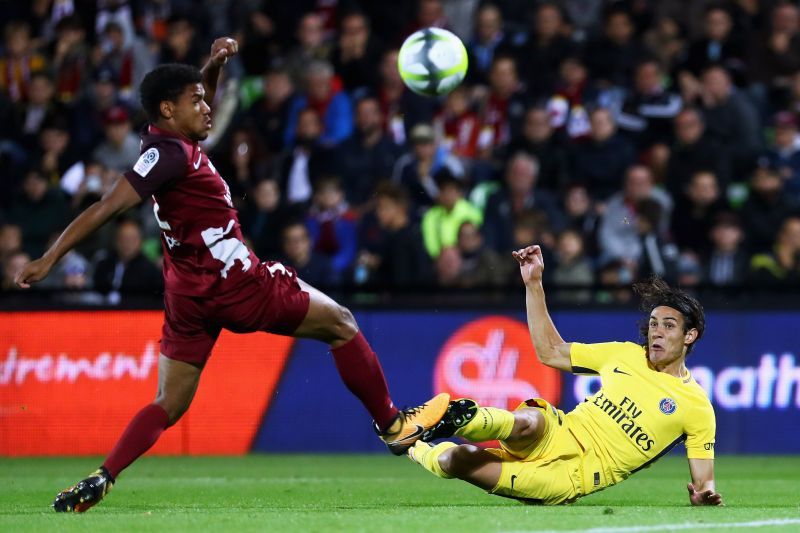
left=485, top=398, right=608, bottom=505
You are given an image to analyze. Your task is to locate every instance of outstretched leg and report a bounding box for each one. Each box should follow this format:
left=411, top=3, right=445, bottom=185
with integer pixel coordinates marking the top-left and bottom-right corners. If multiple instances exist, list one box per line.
left=53, top=355, right=202, bottom=512
left=291, top=278, right=448, bottom=454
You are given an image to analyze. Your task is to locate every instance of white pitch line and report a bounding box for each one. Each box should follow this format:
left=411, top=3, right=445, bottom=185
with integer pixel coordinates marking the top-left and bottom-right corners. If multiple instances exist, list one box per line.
left=502, top=517, right=800, bottom=533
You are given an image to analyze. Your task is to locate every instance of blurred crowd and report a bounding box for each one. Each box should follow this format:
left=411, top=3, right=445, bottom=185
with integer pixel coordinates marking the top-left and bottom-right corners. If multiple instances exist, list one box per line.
left=2, top=0, right=800, bottom=305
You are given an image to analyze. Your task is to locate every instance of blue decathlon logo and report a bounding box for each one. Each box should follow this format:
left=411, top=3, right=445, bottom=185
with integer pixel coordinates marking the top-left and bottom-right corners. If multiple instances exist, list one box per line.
left=659, top=398, right=677, bottom=415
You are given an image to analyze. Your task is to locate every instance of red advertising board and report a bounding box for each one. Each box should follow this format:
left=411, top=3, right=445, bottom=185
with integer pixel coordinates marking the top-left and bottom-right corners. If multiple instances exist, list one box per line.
left=0, top=311, right=294, bottom=456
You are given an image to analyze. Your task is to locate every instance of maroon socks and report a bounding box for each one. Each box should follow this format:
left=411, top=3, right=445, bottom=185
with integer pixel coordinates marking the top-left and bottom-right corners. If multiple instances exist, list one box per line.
left=331, top=332, right=399, bottom=432
left=103, top=403, right=170, bottom=479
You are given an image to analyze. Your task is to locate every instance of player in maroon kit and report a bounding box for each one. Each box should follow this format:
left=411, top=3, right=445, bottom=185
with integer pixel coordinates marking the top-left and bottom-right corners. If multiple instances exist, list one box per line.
left=15, top=37, right=449, bottom=512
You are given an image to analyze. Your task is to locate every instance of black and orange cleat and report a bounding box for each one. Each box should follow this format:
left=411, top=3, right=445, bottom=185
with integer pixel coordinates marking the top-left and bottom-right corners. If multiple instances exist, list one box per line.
left=52, top=467, right=114, bottom=513
left=421, top=398, right=478, bottom=442
left=378, top=393, right=450, bottom=455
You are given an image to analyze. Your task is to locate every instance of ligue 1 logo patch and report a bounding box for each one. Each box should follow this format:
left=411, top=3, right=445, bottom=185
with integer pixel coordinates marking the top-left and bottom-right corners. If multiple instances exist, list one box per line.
left=133, top=147, right=159, bottom=177
left=659, top=398, right=677, bottom=415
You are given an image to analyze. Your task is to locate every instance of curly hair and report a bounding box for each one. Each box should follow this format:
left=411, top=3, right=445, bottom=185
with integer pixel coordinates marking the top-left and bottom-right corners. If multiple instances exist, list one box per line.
left=633, top=277, right=705, bottom=354
left=139, top=63, right=203, bottom=122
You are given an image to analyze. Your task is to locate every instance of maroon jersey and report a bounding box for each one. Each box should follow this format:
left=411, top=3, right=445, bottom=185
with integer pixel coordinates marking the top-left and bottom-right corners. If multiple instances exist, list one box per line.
left=124, top=125, right=259, bottom=296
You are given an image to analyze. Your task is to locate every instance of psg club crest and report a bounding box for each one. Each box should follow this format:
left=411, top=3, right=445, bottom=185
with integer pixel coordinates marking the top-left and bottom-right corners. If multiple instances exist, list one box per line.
left=659, top=398, right=677, bottom=415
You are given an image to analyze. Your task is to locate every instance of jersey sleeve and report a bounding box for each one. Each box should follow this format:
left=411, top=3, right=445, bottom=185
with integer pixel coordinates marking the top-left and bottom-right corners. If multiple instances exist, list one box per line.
left=123, top=141, right=186, bottom=199
left=684, top=400, right=716, bottom=459
left=569, top=342, right=642, bottom=374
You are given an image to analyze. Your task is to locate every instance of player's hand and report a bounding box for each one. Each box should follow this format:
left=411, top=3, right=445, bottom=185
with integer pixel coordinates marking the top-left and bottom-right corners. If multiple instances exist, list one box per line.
left=14, top=257, right=54, bottom=289
left=687, top=483, right=723, bottom=506
left=512, top=245, right=544, bottom=286
left=209, top=37, right=238, bottom=66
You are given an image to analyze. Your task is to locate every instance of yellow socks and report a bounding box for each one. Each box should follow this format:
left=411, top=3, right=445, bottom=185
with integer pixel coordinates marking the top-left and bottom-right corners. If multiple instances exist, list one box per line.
left=409, top=441, right=456, bottom=479
left=455, top=407, right=515, bottom=442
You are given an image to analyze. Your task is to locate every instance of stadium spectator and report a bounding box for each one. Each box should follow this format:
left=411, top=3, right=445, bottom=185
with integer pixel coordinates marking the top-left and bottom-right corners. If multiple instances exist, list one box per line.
left=0, top=20, right=46, bottom=103
left=617, top=59, right=683, bottom=149
left=284, top=59, right=353, bottom=147
left=746, top=2, right=800, bottom=106
left=304, top=176, right=358, bottom=279
left=643, top=16, right=686, bottom=74
left=0, top=224, right=22, bottom=265
left=498, top=107, right=569, bottom=193
left=766, top=111, right=800, bottom=201
left=421, top=170, right=482, bottom=259
left=392, top=123, right=465, bottom=212
left=331, top=11, right=384, bottom=95
left=91, top=106, right=140, bottom=173
left=671, top=171, right=728, bottom=257
left=36, top=113, right=78, bottom=184
left=598, top=165, right=672, bottom=269
left=434, top=245, right=462, bottom=287
left=749, top=215, right=800, bottom=284
left=375, top=48, right=436, bottom=144
left=92, top=218, right=162, bottom=304
left=50, top=15, right=90, bottom=104
left=704, top=212, right=749, bottom=286
left=665, top=107, right=729, bottom=195
left=159, top=15, right=203, bottom=66
left=453, top=220, right=508, bottom=288
left=355, top=182, right=432, bottom=287
left=285, top=13, right=332, bottom=86
left=678, top=4, right=745, bottom=94
left=280, top=220, right=334, bottom=287
left=551, top=228, right=594, bottom=303
left=16, top=71, right=65, bottom=151
left=239, top=179, right=293, bottom=260
left=634, top=198, right=680, bottom=284
left=245, top=68, right=294, bottom=157
left=562, top=183, right=600, bottom=258
left=336, top=96, right=401, bottom=209
left=70, top=67, right=130, bottom=153
left=586, top=6, right=644, bottom=89
left=696, top=65, right=762, bottom=179
left=546, top=55, right=598, bottom=141
left=95, top=20, right=153, bottom=102
left=434, top=85, right=482, bottom=160
left=466, top=3, right=512, bottom=86
left=483, top=152, right=563, bottom=253
left=476, top=55, right=528, bottom=154
left=275, top=107, right=336, bottom=207
left=740, top=163, right=798, bottom=253
left=570, top=107, right=636, bottom=200
left=516, top=2, right=576, bottom=98
left=7, top=169, right=69, bottom=258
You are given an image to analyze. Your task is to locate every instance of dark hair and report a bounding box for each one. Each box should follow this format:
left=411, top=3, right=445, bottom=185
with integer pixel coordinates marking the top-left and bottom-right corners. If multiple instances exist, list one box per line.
left=139, top=63, right=203, bottom=122
left=374, top=181, right=409, bottom=209
left=634, top=277, right=705, bottom=354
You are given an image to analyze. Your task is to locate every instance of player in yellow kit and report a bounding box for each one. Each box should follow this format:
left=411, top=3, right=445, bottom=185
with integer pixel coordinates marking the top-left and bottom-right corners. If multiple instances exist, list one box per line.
left=408, top=245, right=723, bottom=506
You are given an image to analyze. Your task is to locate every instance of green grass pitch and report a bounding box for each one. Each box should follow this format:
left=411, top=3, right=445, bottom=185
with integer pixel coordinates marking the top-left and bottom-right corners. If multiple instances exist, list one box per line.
left=1, top=455, right=798, bottom=532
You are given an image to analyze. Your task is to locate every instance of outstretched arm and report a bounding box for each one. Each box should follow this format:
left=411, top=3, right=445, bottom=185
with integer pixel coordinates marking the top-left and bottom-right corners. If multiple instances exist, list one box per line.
left=200, top=37, right=238, bottom=105
left=687, top=458, right=723, bottom=506
left=15, top=176, right=142, bottom=288
left=512, top=245, right=572, bottom=372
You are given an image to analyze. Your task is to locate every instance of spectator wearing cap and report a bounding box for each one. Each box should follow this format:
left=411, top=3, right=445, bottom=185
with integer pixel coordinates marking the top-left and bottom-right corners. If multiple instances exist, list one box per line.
left=7, top=169, right=69, bottom=258
left=766, top=111, right=800, bottom=200
left=283, top=59, right=353, bottom=147
left=482, top=152, right=564, bottom=253
left=569, top=107, right=636, bottom=201
left=740, top=162, right=798, bottom=253
left=392, top=123, right=465, bottom=213
left=421, top=170, right=483, bottom=259
left=703, top=212, right=749, bottom=286
left=666, top=107, right=730, bottom=196
left=91, top=106, right=139, bottom=173
left=336, top=96, right=401, bottom=209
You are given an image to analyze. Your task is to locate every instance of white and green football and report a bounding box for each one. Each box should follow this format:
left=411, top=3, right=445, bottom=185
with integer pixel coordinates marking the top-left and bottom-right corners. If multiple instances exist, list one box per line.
left=397, top=27, right=468, bottom=97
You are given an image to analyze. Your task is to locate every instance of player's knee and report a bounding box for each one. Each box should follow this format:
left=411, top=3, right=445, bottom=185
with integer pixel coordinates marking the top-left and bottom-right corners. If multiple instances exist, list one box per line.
left=154, top=396, right=192, bottom=427
left=332, top=304, right=358, bottom=342
left=438, top=444, right=483, bottom=478
left=510, top=410, right=544, bottom=442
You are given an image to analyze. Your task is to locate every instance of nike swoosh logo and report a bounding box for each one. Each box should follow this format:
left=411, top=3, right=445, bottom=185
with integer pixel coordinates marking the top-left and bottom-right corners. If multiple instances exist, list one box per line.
left=389, top=424, right=425, bottom=445
left=613, top=367, right=631, bottom=376
left=511, top=475, right=518, bottom=491
left=193, top=152, right=202, bottom=169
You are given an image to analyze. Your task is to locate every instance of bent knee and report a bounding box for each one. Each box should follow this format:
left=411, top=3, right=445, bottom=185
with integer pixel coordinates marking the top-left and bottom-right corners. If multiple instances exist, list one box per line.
left=154, top=397, right=192, bottom=427
left=329, top=304, right=358, bottom=342
left=510, top=409, right=545, bottom=442
left=438, top=444, right=485, bottom=476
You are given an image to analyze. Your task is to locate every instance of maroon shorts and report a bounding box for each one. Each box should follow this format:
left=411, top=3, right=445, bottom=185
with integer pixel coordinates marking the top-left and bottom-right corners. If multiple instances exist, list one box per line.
left=161, top=261, right=310, bottom=364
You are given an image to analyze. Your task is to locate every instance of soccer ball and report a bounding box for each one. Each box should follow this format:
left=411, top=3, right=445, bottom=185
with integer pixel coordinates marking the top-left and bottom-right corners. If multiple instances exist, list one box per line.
left=398, top=28, right=468, bottom=97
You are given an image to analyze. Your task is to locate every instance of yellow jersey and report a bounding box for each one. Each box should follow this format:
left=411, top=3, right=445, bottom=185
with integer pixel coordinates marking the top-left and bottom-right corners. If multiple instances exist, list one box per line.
left=566, top=342, right=715, bottom=485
